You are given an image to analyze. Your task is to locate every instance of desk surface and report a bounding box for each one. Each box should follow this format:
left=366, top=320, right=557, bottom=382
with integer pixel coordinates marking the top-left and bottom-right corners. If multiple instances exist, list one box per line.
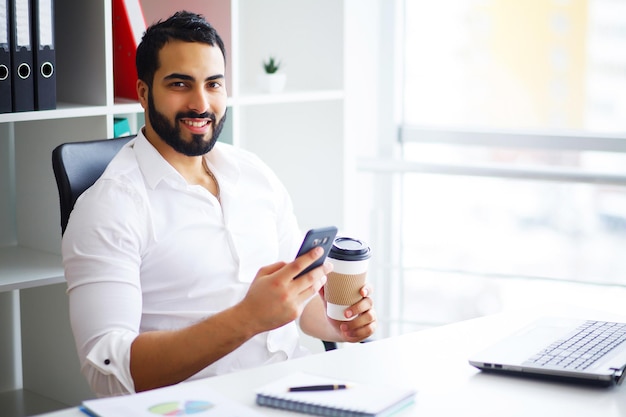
left=37, top=307, right=626, bottom=417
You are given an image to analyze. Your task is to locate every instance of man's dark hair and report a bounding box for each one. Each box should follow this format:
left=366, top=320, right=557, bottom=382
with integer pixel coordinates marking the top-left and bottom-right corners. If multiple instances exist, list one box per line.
left=136, top=11, right=226, bottom=88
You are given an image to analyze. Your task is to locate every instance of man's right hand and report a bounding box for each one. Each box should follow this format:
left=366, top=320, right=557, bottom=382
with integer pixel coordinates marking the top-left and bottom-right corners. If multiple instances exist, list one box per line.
left=238, top=246, right=331, bottom=334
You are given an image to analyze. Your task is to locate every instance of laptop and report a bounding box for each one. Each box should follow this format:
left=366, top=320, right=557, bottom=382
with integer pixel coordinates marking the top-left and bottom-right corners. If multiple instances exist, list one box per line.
left=468, top=316, right=626, bottom=386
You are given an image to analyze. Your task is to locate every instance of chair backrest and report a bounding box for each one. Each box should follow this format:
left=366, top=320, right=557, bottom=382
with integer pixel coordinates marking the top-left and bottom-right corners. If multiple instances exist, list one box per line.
left=52, top=135, right=136, bottom=235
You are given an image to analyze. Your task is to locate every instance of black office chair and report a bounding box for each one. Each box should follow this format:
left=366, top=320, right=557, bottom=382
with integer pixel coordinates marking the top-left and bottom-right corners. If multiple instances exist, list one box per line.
left=51, top=134, right=338, bottom=351
left=52, top=135, right=135, bottom=235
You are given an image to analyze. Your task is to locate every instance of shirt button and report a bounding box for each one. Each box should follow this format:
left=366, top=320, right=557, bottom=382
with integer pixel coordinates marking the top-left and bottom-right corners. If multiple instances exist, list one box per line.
left=104, top=359, right=111, bottom=365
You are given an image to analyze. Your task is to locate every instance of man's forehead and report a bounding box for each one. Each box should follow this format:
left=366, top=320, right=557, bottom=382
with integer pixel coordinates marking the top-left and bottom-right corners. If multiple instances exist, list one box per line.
left=157, top=41, right=225, bottom=72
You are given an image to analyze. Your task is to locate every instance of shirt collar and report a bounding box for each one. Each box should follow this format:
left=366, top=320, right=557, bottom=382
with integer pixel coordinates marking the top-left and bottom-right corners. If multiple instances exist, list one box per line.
left=133, top=130, right=181, bottom=190
left=133, top=128, right=241, bottom=191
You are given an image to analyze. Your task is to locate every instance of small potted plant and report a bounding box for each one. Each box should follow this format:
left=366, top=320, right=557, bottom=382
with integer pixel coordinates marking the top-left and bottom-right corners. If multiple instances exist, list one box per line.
left=257, top=56, right=287, bottom=93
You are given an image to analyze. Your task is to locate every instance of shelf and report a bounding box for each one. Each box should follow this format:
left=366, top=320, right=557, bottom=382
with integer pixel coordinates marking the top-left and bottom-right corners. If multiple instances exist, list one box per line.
left=235, top=89, right=344, bottom=106
left=0, top=246, right=64, bottom=292
left=111, top=100, right=143, bottom=115
left=0, top=104, right=110, bottom=124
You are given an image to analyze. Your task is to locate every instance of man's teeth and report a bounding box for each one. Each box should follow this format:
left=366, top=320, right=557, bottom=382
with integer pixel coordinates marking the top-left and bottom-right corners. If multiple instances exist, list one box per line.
left=183, top=120, right=209, bottom=127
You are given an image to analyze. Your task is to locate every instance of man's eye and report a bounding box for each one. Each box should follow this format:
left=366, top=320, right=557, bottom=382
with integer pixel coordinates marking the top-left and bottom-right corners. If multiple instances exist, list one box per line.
left=170, top=81, right=187, bottom=88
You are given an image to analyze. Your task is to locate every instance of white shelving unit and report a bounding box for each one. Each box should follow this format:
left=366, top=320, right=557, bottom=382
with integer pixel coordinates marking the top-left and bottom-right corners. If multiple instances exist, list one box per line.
left=0, top=0, right=350, bottom=415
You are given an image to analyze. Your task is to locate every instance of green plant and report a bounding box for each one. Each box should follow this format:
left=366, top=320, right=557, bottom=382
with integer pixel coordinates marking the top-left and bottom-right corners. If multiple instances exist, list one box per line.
left=262, top=56, right=281, bottom=74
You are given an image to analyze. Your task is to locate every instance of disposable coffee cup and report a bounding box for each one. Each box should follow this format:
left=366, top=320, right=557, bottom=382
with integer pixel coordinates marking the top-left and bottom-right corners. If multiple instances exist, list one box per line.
left=324, top=237, right=371, bottom=321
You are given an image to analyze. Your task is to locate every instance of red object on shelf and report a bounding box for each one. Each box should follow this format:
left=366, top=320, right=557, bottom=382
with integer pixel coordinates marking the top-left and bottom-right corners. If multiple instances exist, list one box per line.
left=112, top=0, right=146, bottom=100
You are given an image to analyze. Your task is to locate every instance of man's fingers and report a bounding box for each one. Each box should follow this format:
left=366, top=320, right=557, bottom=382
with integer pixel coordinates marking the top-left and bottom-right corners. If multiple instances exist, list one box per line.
left=292, top=246, right=324, bottom=278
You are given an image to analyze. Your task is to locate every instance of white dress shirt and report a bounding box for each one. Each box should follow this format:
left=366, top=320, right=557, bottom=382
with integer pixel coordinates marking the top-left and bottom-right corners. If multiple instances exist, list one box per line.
left=62, top=130, right=307, bottom=397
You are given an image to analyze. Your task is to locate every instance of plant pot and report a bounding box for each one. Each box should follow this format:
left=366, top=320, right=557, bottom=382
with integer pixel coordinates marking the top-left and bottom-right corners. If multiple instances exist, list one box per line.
left=257, top=72, right=287, bottom=93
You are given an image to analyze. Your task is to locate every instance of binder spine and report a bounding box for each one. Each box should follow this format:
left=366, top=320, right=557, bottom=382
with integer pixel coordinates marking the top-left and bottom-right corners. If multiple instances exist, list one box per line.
left=9, top=0, right=35, bottom=112
left=32, top=0, right=56, bottom=110
left=0, top=0, right=11, bottom=113
left=112, top=0, right=145, bottom=100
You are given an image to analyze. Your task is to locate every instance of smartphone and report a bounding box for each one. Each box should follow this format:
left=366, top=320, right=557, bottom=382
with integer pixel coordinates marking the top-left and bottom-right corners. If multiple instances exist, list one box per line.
left=294, top=226, right=338, bottom=279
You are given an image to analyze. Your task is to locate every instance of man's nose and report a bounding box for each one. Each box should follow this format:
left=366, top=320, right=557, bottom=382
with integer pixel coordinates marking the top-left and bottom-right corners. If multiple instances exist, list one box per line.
left=188, top=87, right=210, bottom=113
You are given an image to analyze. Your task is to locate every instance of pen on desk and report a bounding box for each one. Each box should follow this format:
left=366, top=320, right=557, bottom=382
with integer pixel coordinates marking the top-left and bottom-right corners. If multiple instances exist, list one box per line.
left=288, top=384, right=350, bottom=392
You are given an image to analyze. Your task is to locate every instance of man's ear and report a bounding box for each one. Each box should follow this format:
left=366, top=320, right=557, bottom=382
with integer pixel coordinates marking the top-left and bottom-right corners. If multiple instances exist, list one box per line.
left=137, top=80, right=149, bottom=109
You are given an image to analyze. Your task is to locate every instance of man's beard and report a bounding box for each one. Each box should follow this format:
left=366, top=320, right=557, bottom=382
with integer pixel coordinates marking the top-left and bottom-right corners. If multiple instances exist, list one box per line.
left=147, top=90, right=227, bottom=156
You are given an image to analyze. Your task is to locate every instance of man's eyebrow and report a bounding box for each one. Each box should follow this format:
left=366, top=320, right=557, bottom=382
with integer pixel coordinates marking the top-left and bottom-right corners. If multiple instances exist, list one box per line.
left=164, top=73, right=194, bottom=81
left=163, top=73, right=225, bottom=82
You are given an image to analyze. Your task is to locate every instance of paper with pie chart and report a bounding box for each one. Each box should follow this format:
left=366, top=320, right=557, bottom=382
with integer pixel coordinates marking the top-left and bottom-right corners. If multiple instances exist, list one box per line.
left=82, top=380, right=265, bottom=417
left=148, top=400, right=214, bottom=415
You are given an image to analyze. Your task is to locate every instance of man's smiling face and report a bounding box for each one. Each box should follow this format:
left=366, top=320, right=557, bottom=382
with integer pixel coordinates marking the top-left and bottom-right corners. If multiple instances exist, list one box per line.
left=145, top=40, right=228, bottom=156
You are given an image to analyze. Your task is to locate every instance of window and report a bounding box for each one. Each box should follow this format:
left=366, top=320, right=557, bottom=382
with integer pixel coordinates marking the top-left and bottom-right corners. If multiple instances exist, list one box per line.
left=403, top=0, right=626, bottom=132
left=363, top=0, right=626, bottom=336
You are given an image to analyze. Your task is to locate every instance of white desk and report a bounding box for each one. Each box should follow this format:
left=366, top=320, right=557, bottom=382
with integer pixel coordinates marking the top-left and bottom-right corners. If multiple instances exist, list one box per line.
left=36, top=308, right=626, bottom=417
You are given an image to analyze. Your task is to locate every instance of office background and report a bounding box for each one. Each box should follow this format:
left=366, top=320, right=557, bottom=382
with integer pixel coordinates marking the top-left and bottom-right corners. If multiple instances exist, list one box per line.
left=1, top=0, right=626, bottom=415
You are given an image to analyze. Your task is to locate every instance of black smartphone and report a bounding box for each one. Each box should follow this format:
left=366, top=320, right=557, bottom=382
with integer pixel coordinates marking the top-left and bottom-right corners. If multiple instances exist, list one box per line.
left=294, top=226, right=338, bottom=279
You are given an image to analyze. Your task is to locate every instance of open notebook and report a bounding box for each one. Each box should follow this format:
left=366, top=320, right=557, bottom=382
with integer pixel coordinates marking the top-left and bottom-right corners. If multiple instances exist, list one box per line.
left=469, top=316, right=626, bottom=386
left=255, top=372, right=417, bottom=417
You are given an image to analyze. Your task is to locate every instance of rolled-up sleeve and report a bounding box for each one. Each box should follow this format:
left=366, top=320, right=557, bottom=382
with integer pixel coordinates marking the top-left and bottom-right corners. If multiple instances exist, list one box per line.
left=83, top=330, right=137, bottom=396
left=67, top=280, right=141, bottom=396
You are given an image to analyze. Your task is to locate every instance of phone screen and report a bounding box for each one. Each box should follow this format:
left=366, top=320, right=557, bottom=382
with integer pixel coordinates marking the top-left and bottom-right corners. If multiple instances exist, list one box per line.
left=294, top=226, right=338, bottom=278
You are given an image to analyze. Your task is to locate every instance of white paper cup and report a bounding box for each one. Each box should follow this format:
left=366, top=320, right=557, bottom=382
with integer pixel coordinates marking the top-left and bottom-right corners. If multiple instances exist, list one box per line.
left=325, top=237, right=371, bottom=321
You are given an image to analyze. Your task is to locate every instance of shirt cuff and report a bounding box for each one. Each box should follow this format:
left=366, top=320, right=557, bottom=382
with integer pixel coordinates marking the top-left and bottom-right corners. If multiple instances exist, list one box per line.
left=83, top=330, right=137, bottom=397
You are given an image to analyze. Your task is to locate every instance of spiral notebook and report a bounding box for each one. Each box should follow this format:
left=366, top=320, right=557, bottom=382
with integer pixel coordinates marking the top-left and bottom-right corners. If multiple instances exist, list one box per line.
left=255, top=372, right=416, bottom=417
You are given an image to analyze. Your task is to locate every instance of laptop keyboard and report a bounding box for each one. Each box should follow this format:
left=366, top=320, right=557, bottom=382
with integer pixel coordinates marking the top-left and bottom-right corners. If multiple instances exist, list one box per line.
left=526, top=320, right=626, bottom=370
